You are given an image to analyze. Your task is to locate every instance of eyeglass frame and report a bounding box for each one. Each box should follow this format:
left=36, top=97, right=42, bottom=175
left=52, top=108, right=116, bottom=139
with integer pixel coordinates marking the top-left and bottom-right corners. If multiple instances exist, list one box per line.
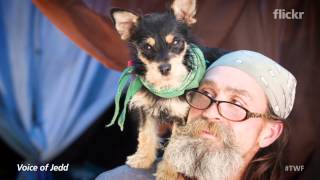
left=185, top=89, right=280, bottom=122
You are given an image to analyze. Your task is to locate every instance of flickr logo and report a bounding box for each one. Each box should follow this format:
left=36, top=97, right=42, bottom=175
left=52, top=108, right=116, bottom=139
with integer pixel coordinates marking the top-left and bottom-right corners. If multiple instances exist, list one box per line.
left=273, top=9, right=304, bottom=20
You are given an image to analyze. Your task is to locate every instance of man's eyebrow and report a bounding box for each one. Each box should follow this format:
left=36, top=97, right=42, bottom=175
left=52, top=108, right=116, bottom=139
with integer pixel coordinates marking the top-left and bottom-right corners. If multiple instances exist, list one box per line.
left=200, top=80, right=252, bottom=100
left=225, top=86, right=252, bottom=100
left=201, top=80, right=218, bottom=89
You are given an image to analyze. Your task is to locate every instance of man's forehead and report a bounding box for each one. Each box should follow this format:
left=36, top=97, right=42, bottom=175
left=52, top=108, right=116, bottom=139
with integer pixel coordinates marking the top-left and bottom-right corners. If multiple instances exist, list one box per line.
left=200, top=66, right=269, bottom=100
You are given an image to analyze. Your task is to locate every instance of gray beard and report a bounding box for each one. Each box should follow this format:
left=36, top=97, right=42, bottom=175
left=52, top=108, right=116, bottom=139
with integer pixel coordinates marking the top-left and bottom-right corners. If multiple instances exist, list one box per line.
left=164, top=118, right=244, bottom=180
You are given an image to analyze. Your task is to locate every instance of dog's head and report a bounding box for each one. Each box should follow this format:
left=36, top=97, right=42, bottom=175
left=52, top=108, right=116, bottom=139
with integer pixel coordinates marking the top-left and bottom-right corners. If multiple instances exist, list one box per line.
left=111, top=0, right=198, bottom=90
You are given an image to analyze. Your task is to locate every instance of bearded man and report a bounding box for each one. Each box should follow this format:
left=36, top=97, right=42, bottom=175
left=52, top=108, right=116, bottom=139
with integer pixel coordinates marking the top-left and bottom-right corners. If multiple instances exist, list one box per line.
left=97, top=50, right=297, bottom=180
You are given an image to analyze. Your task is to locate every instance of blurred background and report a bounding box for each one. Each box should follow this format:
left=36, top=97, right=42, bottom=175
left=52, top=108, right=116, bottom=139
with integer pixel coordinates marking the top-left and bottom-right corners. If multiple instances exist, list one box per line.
left=0, top=0, right=319, bottom=179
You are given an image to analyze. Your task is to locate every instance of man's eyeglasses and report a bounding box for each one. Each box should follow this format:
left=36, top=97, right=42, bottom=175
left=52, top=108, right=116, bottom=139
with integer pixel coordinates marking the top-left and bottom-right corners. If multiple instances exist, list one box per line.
left=185, top=90, right=279, bottom=121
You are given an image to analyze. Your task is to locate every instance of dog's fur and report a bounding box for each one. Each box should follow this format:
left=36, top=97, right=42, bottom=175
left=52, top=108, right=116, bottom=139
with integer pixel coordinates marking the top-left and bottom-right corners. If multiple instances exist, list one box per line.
left=110, top=0, right=226, bottom=179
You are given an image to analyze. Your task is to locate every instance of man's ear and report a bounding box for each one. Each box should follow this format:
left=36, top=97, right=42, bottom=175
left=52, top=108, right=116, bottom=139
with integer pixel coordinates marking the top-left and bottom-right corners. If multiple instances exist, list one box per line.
left=110, top=8, right=139, bottom=40
left=258, top=121, right=284, bottom=148
left=171, top=0, right=197, bottom=25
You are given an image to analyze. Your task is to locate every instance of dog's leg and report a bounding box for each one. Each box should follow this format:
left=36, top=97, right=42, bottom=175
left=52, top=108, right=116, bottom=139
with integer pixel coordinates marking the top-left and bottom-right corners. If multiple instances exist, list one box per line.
left=156, top=158, right=179, bottom=180
left=155, top=121, right=183, bottom=180
left=126, top=114, right=159, bottom=169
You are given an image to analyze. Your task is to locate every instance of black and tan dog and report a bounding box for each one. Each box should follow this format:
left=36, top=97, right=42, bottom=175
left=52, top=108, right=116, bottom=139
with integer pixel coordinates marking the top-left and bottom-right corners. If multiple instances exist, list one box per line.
left=110, top=0, right=226, bottom=178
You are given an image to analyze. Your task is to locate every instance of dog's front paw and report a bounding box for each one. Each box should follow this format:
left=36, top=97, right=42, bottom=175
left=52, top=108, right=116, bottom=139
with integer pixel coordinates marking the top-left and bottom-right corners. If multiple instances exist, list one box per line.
left=155, top=160, right=179, bottom=180
left=126, top=153, right=155, bottom=169
left=156, top=171, right=178, bottom=180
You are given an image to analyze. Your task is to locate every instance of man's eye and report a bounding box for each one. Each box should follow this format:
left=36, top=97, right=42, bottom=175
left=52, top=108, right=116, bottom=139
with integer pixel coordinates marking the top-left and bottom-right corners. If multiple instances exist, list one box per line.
left=231, top=98, right=244, bottom=106
left=200, top=89, right=216, bottom=98
left=232, top=100, right=241, bottom=105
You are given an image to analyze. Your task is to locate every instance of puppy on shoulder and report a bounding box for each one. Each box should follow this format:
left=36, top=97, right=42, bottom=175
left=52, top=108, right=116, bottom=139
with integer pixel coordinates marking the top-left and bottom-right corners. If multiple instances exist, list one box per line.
left=110, top=0, right=227, bottom=179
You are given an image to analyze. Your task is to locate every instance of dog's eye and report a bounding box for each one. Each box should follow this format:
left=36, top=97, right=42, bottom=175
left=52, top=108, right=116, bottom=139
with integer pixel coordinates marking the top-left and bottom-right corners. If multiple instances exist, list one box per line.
left=143, top=44, right=152, bottom=51
left=172, top=39, right=183, bottom=47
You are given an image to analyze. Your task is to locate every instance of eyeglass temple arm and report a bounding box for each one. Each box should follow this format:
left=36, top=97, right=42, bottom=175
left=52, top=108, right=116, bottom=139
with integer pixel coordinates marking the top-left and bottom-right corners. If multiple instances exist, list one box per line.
left=247, top=112, right=281, bottom=120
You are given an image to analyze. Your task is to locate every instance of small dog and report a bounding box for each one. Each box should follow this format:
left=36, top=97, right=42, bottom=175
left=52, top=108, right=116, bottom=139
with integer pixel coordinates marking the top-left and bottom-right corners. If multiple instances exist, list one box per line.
left=110, top=0, right=226, bottom=178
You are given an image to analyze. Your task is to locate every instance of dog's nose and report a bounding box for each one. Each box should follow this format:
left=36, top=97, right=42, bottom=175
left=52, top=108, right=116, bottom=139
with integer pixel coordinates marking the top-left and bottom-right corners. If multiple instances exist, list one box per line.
left=159, top=64, right=171, bottom=76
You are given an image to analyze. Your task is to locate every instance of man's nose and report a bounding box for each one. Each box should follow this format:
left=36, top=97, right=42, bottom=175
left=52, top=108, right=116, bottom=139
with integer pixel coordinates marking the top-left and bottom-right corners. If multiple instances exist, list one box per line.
left=201, top=102, right=222, bottom=121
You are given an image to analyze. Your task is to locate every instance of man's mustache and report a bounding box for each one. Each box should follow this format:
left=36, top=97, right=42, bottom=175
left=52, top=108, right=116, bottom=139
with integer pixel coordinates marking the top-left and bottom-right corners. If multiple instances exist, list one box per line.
left=174, top=117, right=234, bottom=147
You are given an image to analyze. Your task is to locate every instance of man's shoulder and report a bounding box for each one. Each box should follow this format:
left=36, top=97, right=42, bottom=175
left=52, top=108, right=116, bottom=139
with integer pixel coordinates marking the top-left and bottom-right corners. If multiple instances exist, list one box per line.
left=95, top=165, right=156, bottom=180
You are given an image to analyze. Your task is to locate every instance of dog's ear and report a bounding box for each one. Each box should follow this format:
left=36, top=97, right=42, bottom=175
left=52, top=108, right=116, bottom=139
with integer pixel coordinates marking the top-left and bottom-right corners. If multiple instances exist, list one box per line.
left=171, top=0, right=197, bottom=25
left=110, top=8, right=139, bottom=40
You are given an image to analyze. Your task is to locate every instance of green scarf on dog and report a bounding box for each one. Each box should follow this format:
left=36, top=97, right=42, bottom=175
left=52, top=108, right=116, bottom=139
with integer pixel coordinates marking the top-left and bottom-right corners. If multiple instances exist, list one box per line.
left=107, top=44, right=207, bottom=130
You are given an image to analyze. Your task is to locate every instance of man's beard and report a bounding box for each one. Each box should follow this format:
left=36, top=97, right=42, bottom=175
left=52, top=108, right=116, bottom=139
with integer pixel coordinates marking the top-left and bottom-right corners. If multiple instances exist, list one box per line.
left=164, top=117, right=244, bottom=180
